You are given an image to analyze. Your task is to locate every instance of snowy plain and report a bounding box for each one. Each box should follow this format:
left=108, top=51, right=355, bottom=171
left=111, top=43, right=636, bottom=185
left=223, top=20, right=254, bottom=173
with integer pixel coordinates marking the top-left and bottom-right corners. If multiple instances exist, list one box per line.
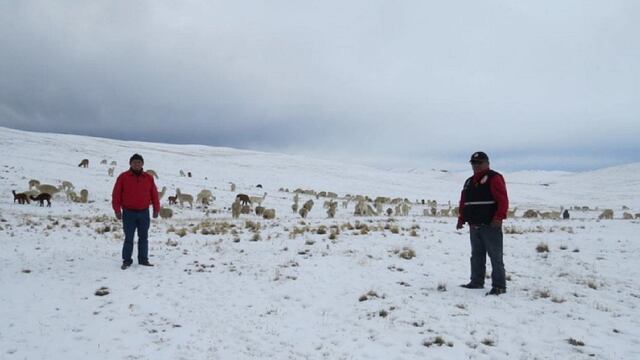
left=1, top=126, right=639, bottom=359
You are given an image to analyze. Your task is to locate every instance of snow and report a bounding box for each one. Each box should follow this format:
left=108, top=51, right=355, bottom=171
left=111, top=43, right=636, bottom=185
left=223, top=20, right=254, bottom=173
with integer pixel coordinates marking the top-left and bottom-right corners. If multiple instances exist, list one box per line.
left=1, top=126, right=639, bottom=359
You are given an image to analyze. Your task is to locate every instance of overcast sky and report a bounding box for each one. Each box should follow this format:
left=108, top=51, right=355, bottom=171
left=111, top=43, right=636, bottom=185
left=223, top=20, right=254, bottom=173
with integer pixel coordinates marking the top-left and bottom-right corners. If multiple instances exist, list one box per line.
left=1, top=1, right=638, bottom=171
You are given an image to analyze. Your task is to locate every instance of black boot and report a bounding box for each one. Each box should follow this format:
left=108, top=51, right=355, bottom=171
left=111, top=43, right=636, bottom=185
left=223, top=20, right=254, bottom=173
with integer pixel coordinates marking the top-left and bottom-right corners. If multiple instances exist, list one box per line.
left=121, top=260, right=132, bottom=270
left=486, top=287, right=506, bottom=296
left=460, top=282, right=484, bottom=289
left=139, top=260, right=154, bottom=267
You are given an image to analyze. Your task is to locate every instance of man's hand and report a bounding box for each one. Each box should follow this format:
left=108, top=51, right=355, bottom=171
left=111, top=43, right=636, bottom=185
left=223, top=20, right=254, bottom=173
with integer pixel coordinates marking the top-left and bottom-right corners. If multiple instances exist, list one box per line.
left=152, top=211, right=159, bottom=219
left=490, top=219, right=502, bottom=228
left=115, top=212, right=122, bottom=220
left=456, top=219, right=464, bottom=230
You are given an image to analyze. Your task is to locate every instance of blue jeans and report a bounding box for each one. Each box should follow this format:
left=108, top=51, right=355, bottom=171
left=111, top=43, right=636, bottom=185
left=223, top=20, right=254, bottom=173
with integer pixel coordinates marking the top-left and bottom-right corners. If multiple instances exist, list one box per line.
left=469, top=224, right=506, bottom=289
left=122, top=209, right=150, bottom=264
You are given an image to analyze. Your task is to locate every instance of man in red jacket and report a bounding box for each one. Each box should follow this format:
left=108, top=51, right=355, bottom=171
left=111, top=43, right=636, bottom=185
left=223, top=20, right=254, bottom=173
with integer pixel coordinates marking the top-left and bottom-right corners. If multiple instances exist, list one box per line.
left=112, top=153, right=160, bottom=269
left=456, top=151, right=509, bottom=295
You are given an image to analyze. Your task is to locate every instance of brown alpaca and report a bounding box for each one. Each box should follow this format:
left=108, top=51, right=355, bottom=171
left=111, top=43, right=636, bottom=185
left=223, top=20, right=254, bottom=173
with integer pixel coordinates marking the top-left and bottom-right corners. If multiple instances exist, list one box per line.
left=235, top=194, right=251, bottom=206
left=168, top=195, right=178, bottom=205
left=30, top=193, right=52, bottom=207
left=78, top=159, right=89, bottom=168
left=12, top=190, right=30, bottom=204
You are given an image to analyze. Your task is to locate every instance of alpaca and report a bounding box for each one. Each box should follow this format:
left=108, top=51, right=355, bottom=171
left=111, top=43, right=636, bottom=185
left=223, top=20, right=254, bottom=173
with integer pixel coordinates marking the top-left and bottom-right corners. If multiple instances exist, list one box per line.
left=255, top=206, right=265, bottom=216
left=12, top=190, right=30, bottom=204
left=562, top=209, right=570, bottom=219
left=30, top=193, right=52, bottom=207
left=230, top=182, right=236, bottom=192
left=250, top=192, right=267, bottom=206
left=146, top=169, right=158, bottom=179
left=107, top=167, right=115, bottom=177
left=175, top=189, right=194, bottom=209
left=291, top=202, right=299, bottom=213
left=77, top=189, right=89, bottom=203
left=635, top=213, right=640, bottom=219
left=598, top=209, right=614, bottom=220
left=78, top=159, right=89, bottom=168
left=507, top=207, right=517, bottom=218
left=100, top=159, right=107, bottom=165
left=402, top=203, right=411, bottom=216
left=37, top=184, right=60, bottom=195
left=388, top=208, right=395, bottom=216
left=622, top=212, right=633, bottom=220
left=66, top=190, right=78, bottom=202
left=342, top=200, right=349, bottom=209
left=231, top=200, right=241, bottom=219
left=302, top=199, right=314, bottom=212
left=179, top=170, right=186, bottom=177
left=235, top=194, right=251, bottom=206
left=187, top=172, right=192, bottom=178
left=159, top=207, right=173, bottom=219
left=430, top=207, right=437, bottom=216
left=158, top=186, right=167, bottom=200
left=422, top=208, right=430, bottom=216
left=262, top=208, right=276, bottom=219
left=61, top=181, right=74, bottom=191
left=298, top=207, right=309, bottom=218
left=327, top=192, right=338, bottom=198
left=522, top=209, right=539, bottom=218
left=326, top=201, right=337, bottom=218
left=196, top=190, right=214, bottom=205
left=110, top=160, right=117, bottom=166
left=168, top=195, right=178, bottom=205
left=28, top=179, right=40, bottom=190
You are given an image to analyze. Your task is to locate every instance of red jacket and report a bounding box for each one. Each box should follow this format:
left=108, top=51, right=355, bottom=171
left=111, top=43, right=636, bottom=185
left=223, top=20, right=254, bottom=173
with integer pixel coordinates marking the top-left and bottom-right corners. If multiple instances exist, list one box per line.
left=458, top=169, right=509, bottom=223
left=112, top=169, right=160, bottom=213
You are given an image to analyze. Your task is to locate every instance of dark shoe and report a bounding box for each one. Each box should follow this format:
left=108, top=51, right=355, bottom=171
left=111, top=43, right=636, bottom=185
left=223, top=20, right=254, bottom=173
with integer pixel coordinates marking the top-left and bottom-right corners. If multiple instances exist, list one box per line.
left=139, top=260, right=154, bottom=267
left=486, top=287, right=507, bottom=296
left=460, top=282, right=484, bottom=289
left=121, top=261, right=132, bottom=270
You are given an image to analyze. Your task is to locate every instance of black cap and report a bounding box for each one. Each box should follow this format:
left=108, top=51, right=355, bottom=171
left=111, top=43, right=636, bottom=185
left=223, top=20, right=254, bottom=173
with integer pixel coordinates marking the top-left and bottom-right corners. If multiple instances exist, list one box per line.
left=469, top=151, right=489, bottom=162
left=129, top=153, right=144, bottom=164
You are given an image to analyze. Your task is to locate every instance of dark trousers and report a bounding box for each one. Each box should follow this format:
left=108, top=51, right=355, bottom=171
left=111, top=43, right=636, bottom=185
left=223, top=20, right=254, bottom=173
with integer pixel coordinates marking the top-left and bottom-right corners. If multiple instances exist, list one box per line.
left=469, top=224, right=506, bottom=289
left=122, top=209, right=150, bottom=264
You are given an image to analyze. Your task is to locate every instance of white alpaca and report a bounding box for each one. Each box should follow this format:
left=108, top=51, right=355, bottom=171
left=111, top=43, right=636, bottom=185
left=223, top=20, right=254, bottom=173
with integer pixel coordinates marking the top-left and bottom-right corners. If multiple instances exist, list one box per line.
left=250, top=192, right=267, bottom=206
left=230, top=182, right=236, bottom=192
left=77, top=189, right=89, bottom=203
left=37, top=184, right=60, bottom=195
left=66, top=190, right=78, bottom=202
left=159, top=207, right=173, bottom=219
left=158, top=186, right=167, bottom=200
left=146, top=169, right=158, bottom=179
left=28, top=179, right=40, bottom=190
left=108, top=167, right=115, bottom=177
left=110, top=160, right=117, bottom=166
left=231, top=200, right=241, bottom=219
left=197, top=189, right=214, bottom=205
left=263, top=208, right=276, bottom=219
left=507, top=207, right=517, bottom=218
left=179, top=170, right=186, bottom=177
left=175, top=188, right=194, bottom=209
left=61, top=181, right=74, bottom=191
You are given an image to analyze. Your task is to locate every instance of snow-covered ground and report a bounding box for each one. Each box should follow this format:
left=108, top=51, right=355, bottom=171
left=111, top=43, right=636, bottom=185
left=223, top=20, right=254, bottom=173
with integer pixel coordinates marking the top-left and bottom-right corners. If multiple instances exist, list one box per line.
left=1, top=126, right=639, bottom=359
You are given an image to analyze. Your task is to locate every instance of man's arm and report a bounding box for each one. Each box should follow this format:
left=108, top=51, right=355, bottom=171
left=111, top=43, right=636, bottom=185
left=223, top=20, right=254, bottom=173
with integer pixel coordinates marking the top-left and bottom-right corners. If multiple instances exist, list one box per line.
left=112, top=175, right=123, bottom=219
left=490, top=174, right=509, bottom=226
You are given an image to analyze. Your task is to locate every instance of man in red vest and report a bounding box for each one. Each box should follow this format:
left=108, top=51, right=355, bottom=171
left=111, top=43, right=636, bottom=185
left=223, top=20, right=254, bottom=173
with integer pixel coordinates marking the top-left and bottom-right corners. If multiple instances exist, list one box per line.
left=456, top=151, right=509, bottom=295
left=112, top=153, right=160, bottom=269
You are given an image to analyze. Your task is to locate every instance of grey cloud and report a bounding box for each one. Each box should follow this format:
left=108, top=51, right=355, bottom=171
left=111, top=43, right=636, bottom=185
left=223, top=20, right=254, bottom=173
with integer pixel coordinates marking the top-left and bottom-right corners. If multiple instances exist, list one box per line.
left=1, top=1, right=639, bottom=170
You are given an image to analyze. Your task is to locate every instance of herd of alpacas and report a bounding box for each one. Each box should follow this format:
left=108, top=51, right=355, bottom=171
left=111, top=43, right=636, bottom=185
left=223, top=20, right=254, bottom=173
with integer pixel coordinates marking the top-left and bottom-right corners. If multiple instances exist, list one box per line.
left=10, top=158, right=640, bottom=221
